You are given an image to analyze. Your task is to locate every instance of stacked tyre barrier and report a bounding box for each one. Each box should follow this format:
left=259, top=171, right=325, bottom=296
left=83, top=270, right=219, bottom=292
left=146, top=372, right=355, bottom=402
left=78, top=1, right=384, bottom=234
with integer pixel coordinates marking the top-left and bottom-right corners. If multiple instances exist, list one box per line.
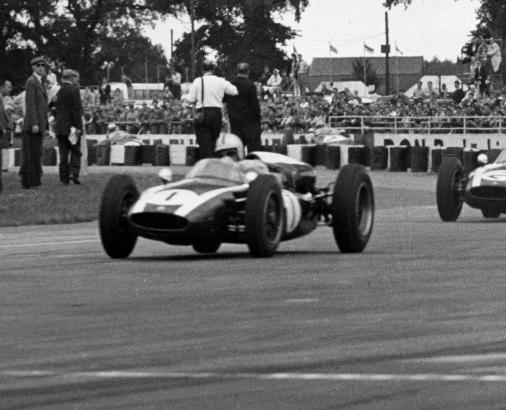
left=1, top=141, right=502, bottom=173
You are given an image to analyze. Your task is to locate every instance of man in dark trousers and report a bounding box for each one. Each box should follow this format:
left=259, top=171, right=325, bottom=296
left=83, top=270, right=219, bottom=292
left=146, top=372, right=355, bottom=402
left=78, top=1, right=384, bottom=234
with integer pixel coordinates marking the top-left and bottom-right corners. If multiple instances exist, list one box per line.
left=186, top=59, right=238, bottom=158
left=225, top=62, right=262, bottom=153
left=20, top=56, right=48, bottom=188
left=0, top=79, right=12, bottom=194
left=55, top=69, right=83, bottom=184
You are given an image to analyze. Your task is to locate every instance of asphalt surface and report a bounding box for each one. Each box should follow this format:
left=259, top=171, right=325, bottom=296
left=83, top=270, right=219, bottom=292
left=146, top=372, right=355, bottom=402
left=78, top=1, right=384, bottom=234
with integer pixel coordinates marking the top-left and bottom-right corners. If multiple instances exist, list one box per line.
left=1, top=170, right=506, bottom=409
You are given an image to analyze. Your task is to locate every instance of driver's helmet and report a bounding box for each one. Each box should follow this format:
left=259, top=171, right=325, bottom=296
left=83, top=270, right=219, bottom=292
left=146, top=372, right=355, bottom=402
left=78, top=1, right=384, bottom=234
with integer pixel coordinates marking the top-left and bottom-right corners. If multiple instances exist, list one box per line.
left=107, top=123, right=118, bottom=132
left=214, top=133, right=244, bottom=160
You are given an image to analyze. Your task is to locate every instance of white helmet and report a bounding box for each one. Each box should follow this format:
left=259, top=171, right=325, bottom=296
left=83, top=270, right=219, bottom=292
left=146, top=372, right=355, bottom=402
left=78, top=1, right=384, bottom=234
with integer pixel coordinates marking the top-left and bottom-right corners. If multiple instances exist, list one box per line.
left=107, top=123, right=118, bottom=132
left=214, top=133, right=244, bottom=160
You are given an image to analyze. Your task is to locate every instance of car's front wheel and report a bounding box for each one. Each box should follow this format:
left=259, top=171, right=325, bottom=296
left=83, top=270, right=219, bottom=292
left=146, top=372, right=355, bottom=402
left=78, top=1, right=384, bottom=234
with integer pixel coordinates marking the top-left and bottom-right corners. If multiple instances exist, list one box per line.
left=99, top=175, right=139, bottom=258
left=331, top=164, right=374, bottom=253
left=436, top=156, right=464, bottom=222
left=245, top=174, right=284, bottom=257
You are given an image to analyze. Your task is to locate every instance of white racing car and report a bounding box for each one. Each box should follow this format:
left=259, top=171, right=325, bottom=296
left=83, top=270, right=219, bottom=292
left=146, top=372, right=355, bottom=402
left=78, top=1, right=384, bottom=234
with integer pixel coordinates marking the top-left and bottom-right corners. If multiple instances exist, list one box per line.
left=437, top=149, right=506, bottom=221
left=99, top=151, right=375, bottom=258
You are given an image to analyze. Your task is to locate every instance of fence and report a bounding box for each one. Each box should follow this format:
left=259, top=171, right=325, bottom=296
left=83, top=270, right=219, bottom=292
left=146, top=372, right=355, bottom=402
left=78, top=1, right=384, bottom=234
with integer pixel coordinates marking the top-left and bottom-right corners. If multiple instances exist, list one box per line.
left=328, top=115, right=506, bottom=135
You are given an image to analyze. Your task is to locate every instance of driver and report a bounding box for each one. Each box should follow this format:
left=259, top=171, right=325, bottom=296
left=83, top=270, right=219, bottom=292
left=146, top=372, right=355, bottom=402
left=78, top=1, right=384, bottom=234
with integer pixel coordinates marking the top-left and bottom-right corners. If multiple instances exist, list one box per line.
left=214, top=132, right=269, bottom=175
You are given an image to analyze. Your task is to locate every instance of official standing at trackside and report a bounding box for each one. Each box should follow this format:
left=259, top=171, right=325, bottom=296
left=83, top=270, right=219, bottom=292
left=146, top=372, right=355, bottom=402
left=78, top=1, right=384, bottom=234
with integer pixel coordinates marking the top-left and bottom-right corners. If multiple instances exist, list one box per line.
left=20, top=56, right=48, bottom=189
left=225, top=62, right=261, bottom=153
left=0, top=79, right=13, bottom=193
left=186, top=60, right=238, bottom=159
left=55, top=69, right=83, bottom=185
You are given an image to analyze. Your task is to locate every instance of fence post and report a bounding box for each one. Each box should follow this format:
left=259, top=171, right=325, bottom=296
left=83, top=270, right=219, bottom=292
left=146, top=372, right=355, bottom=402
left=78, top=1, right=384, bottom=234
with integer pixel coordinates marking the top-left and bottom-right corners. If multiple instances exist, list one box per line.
left=427, top=116, right=431, bottom=136
left=394, top=116, right=398, bottom=135
left=361, top=116, right=365, bottom=135
left=463, top=116, right=467, bottom=135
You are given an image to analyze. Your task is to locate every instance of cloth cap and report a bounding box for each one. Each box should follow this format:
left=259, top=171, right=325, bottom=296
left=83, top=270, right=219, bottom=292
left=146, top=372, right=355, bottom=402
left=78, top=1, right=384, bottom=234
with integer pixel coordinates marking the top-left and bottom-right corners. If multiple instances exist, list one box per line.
left=31, top=56, right=46, bottom=66
left=62, top=69, right=76, bottom=80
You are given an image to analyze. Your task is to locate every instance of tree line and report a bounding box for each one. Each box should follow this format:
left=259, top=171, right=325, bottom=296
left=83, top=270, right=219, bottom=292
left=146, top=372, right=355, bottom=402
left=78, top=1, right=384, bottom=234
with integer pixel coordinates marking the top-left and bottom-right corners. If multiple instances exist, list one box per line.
left=0, top=0, right=307, bottom=89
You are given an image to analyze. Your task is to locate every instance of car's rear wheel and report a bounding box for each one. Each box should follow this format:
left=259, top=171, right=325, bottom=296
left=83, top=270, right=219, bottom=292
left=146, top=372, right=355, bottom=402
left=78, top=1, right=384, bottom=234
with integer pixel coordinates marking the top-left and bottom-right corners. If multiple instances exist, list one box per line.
left=99, top=175, right=139, bottom=258
left=481, top=208, right=500, bottom=218
left=436, top=156, right=464, bottom=222
left=245, top=174, right=284, bottom=257
left=192, top=240, right=221, bottom=254
left=331, top=164, right=374, bottom=253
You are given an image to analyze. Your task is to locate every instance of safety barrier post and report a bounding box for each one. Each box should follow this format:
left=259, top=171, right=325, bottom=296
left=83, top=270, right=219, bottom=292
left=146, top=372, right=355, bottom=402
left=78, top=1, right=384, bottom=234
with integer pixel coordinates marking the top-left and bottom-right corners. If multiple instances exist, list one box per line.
left=361, top=116, right=365, bottom=136
left=463, top=116, right=467, bottom=135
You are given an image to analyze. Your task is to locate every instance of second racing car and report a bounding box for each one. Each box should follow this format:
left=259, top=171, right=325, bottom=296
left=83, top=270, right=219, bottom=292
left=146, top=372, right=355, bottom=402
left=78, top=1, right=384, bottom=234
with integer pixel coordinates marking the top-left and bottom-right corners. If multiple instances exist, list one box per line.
left=436, top=149, right=506, bottom=221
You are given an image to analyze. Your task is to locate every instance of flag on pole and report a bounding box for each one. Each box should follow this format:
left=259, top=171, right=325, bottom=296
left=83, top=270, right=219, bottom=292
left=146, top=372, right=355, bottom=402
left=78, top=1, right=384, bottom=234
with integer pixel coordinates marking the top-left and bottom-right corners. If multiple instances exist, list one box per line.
left=364, top=43, right=374, bottom=54
left=293, top=44, right=297, bottom=54
left=395, top=43, right=404, bottom=55
left=329, top=42, right=338, bottom=55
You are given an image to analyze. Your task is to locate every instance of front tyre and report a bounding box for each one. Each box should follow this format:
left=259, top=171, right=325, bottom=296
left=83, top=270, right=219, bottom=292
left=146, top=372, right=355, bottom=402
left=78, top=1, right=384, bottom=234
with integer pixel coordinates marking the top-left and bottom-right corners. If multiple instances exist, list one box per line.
left=436, top=156, right=464, bottom=222
left=332, top=164, right=374, bottom=253
left=99, top=175, right=139, bottom=258
left=245, top=174, right=284, bottom=257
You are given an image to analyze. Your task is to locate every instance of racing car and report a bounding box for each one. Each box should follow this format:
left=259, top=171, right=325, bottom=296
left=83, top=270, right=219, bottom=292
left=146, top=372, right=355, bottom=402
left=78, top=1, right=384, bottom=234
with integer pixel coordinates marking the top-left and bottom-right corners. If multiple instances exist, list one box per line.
left=436, top=149, right=506, bottom=221
left=99, top=151, right=375, bottom=258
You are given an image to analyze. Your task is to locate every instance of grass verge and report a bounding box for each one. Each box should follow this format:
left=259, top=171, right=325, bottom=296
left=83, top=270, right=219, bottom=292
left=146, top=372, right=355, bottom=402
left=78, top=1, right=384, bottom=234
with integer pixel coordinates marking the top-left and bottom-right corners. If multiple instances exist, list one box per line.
left=0, top=171, right=164, bottom=227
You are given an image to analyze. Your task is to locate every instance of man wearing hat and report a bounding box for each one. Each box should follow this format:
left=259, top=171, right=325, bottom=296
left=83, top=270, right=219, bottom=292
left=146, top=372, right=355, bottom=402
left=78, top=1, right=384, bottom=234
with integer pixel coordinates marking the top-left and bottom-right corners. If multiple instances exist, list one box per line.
left=20, top=56, right=48, bottom=188
left=55, top=69, right=83, bottom=184
left=225, top=62, right=261, bottom=153
left=185, top=59, right=238, bottom=159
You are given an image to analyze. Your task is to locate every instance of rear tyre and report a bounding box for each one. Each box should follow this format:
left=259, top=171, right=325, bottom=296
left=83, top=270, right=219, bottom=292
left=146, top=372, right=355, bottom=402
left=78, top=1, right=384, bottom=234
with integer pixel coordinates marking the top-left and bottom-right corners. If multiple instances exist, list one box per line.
left=481, top=208, right=500, bottom=219
left=332, top=164, right=374, bottom=253
left=436, top=156, right=464, bottom=222
left=192, top=241, right=221, bottom=254
left=245, top=174, right=284, bottom=257
left=99, top=175, right=139, bottom=258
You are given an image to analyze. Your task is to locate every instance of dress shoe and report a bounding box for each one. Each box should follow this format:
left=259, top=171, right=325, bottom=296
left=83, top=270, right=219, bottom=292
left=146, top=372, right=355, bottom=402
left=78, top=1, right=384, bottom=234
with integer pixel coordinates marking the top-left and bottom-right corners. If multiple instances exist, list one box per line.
left=70, top=175, right=81, bottom=185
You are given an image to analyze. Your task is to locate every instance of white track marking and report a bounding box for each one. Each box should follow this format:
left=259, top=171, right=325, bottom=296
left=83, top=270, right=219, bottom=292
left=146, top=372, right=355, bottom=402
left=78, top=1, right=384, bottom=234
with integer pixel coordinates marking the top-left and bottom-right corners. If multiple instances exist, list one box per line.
left=0, top=239, right=99, bottom=249
left=3, top=370, right=506, bottom=383
left=416, top=353, right=506, bottom=363
left=284, top=298, right=319, bottom=304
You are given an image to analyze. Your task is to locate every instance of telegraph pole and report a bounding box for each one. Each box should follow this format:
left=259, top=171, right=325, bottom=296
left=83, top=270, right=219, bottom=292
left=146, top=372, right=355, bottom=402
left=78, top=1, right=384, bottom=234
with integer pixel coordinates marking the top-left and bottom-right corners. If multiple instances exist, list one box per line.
left=383, top=11, right=391, bottom=95
left=190, top=0, right=196, bottom=81
left=170, top=29, right=174, bottom=63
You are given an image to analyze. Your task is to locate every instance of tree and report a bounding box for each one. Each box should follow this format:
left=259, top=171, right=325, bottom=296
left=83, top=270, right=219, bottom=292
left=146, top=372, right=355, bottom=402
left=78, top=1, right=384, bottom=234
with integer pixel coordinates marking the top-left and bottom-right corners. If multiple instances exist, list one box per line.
left=352, top=58, right=380, bottom=90
left=169, top=0, right=309, bottom=80
left=0, top=0, right=168, bottom=86
left=385, top=0, right=506, bottom=85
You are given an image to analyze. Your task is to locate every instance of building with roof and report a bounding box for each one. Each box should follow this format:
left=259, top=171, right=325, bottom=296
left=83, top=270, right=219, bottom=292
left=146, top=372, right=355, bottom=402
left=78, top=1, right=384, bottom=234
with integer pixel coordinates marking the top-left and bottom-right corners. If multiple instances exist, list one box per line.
left=308, top=56, right=424, bottom=95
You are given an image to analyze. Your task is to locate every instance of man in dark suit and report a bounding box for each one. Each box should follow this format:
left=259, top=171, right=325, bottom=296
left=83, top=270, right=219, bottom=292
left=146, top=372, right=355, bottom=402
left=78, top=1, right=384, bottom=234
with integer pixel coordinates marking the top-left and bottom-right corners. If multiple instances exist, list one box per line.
left=225, top=62, right=261, bottom=153
left=20, top=56, right=48, bottom=188
left=55, top=69, right=83, bottom=184
left=0, top=79, right=13, bottom=194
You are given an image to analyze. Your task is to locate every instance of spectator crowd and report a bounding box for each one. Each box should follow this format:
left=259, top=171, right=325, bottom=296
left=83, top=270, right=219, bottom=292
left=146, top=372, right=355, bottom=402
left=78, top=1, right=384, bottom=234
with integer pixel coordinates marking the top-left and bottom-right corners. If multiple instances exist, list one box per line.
left=3, top=58, right=506, bottom=151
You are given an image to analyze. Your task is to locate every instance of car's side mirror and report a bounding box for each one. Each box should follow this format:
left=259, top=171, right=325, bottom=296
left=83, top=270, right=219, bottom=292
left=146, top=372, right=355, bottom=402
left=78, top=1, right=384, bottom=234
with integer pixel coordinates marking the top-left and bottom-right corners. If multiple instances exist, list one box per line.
left=158, top=168, right=173, bottom=183
left=477, top=153, right=488, bottom=165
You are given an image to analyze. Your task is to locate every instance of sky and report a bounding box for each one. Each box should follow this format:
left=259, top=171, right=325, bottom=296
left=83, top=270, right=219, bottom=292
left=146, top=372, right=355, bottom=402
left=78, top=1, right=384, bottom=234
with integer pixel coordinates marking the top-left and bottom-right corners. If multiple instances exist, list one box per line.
left=145, top=0, right=480, bottom=64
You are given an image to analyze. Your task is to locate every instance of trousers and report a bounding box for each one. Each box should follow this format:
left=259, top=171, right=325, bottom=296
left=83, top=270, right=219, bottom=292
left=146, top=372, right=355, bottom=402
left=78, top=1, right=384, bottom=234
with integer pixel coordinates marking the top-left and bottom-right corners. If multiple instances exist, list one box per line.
left=194, top=107, right=222, bottom=159
left=19, top=131, right=42, bottom=188
left=57, top=134, right=82, bottom=183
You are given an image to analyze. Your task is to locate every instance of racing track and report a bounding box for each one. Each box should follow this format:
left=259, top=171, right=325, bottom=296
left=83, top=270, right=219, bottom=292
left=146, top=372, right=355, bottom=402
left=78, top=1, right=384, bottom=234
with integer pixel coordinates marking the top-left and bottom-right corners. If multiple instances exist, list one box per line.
left=1, top=170, right=506, bottom=409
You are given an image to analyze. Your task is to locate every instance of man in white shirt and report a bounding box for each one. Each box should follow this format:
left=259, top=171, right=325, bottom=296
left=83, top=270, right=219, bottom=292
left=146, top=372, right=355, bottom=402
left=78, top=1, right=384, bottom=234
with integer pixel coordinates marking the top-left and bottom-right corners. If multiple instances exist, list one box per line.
left=185, top=60, right=238, bottom=158
left=266, top=68, right=282, bottom=96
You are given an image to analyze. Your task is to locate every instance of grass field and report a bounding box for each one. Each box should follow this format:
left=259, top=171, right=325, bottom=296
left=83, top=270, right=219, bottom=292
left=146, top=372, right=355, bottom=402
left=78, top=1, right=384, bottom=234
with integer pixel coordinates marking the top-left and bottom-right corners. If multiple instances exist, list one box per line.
left=0, top=171, right=165, bottom=227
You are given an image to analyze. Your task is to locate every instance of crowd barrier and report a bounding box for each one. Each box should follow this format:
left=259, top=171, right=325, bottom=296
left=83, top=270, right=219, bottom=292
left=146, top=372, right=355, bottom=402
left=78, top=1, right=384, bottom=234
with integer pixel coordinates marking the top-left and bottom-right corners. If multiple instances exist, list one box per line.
left=3, top=138, right=503, bottom=175
left=329, top=115, right=506, bottom=135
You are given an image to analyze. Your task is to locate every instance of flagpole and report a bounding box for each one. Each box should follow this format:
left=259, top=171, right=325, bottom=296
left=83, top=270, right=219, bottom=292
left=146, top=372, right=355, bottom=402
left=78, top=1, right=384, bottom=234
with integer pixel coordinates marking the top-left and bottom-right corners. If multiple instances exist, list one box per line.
left=395, top=43, right=399, bottom=94
left=329, top=46, right=332, bottom=84
left=363, top=42, right=366, bottom=97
